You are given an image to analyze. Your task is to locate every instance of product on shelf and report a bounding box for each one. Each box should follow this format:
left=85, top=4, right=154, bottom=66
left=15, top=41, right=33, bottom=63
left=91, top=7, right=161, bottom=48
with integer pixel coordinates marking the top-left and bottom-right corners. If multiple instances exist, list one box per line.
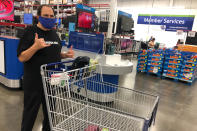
left=84, top=125, right=99, bottom=131
left=146, top=49, right=164, bottom=75
left=162, top=49, right=182, bottom=79
left=137, top=49, right=197, bottom=83
left=137, top=50, right=148, bottom=72
left=178, top=51, right=197, bottom=83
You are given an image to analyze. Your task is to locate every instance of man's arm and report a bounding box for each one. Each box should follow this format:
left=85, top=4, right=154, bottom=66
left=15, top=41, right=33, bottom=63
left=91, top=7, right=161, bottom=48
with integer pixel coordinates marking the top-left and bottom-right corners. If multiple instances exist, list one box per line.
left=18, top=33, right=51, bottom=62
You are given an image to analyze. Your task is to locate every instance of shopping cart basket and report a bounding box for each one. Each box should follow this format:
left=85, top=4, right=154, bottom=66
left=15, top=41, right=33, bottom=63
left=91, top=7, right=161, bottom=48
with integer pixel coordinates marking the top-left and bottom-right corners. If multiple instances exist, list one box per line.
left=41, top=60, right=159, bottom=131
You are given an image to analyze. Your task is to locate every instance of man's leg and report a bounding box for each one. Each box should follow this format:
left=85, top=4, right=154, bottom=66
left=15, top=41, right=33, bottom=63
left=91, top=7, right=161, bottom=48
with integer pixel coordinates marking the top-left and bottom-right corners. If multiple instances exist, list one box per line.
left=42, top=93, right=51, bottom=131
left=21, top=91, right=41, bottom=131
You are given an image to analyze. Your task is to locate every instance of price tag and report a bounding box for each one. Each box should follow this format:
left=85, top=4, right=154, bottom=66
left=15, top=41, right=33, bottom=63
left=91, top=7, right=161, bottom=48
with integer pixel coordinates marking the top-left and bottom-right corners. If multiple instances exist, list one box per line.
left=153, top=67, right=158, bottom=73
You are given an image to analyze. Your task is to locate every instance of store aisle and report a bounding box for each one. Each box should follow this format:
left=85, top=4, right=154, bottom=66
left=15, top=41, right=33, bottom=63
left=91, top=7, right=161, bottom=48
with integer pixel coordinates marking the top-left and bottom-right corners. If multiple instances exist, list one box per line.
left=0, top=60, right=197, bottom=131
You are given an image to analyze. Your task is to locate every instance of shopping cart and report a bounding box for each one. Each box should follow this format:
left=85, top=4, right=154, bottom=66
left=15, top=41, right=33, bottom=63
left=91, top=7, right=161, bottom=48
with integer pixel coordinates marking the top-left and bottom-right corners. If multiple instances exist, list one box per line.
left=41, top=60, right=159, bottom=131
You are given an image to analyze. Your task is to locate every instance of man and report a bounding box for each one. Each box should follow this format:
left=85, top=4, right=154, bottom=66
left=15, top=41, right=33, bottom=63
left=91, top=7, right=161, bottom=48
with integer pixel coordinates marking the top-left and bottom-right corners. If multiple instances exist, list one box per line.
left=17, top=5, right=74, bottom=131
left=148, top=38, right=155, bottom=49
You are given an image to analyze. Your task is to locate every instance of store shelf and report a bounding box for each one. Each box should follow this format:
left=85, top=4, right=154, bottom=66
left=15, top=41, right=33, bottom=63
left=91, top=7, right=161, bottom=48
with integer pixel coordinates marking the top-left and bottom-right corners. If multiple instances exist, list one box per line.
left=47, top=4, right=76, bottom=7
left=55, top=10, right=74, bottom=13
left=0, top=22, right=26, bottom=28
left=14, top=0, right=24, bottom=2
left=85, top=4, right=110, bottom=7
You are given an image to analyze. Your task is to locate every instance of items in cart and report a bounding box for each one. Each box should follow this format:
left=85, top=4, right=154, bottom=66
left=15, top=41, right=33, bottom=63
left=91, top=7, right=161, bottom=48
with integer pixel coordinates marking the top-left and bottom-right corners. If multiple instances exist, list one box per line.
left=84, top=125, right=100, bottom=131
left=71, top=56, right=90, bottom=69
left=50, top=72, right=69, bottom=86
left=101, top=128, right=111, bottom=131
left=41, top=60, right=160, bottom=131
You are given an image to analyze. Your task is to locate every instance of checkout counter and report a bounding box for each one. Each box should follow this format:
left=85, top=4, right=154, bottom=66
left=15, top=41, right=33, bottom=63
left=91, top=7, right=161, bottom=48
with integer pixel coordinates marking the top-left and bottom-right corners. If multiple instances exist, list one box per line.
left=62, top=48, right=133, bottom=102
left=0, top=36, right=23, bottom=89
left=62, top=31, right=133, bottom=102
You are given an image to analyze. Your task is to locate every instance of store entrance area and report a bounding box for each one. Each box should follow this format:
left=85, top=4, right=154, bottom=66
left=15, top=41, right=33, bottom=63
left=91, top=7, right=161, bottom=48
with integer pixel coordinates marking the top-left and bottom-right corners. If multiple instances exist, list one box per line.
left=0, top=60, right=197, bottom=131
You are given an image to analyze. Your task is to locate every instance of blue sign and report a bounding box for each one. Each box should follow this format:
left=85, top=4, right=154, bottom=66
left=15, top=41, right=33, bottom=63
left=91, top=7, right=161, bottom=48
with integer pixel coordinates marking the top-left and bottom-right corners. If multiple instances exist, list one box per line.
left=76, top=4, right=95, bottom=13
left=69, top=22, right=75, bottom=32
left=118, top=10, right=132, bottom=18
left=24, top=13, right=33, bottom=24
left=56, top=18, right=61, bottom=27
left=137, top=14, right=195, bottom=31
left=69, top=31, right=104, bottom=54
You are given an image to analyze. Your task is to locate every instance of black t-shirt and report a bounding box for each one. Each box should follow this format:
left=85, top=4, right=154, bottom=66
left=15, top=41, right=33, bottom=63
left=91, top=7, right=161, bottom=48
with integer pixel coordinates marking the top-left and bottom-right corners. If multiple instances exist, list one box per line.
left=17, top=25, right=62, bottom=91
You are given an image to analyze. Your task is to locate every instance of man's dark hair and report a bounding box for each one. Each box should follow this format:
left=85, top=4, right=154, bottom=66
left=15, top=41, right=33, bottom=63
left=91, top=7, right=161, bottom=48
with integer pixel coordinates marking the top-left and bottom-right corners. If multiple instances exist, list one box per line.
left=37, top=5, right=56, bottom=16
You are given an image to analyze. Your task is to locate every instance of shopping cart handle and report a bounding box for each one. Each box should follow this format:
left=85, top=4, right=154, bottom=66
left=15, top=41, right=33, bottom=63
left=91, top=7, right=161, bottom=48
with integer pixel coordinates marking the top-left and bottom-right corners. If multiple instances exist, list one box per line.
left=46, top=60, right=74, bottom=66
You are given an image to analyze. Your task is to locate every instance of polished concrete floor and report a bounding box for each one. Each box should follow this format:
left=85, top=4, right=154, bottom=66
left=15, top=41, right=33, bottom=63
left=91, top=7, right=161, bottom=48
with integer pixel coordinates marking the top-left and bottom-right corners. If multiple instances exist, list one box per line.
left=0, top=59, right=197, bottom=131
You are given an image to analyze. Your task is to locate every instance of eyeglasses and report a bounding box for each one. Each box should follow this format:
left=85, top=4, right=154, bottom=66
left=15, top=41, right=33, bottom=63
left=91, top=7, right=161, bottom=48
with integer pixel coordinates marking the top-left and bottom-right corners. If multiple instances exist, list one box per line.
left=42, top=14, right=55, bottom=18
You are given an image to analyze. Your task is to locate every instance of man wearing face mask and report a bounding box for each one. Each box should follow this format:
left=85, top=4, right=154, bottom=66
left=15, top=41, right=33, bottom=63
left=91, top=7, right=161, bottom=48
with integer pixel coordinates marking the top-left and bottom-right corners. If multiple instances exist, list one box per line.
left=17, top=5, right=74, bottom=131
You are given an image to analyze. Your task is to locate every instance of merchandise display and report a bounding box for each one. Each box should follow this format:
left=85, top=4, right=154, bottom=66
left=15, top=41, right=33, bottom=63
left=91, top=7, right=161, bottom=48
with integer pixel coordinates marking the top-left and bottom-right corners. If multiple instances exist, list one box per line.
left=147, top=49, right=164, bottom=76
left=179, top=52, right=197, bottom=83
left=137, top=48, right=197, bottom=83
left=162, top=49, right=182, bottom=79
left=116, top=11, right=133, bottom=34
left=137, top=50, right=148, bottom=72
left=78, top=11, right=93, bottom=29
left=76, top=4, right=95, bottom=31
left=99, top=21, right=109, bottom=32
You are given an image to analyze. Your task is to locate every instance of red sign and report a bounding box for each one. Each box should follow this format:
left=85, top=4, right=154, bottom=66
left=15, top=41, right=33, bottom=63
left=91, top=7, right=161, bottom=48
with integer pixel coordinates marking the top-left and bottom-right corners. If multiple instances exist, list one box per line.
left=0, top=0, right=14, bottom=21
